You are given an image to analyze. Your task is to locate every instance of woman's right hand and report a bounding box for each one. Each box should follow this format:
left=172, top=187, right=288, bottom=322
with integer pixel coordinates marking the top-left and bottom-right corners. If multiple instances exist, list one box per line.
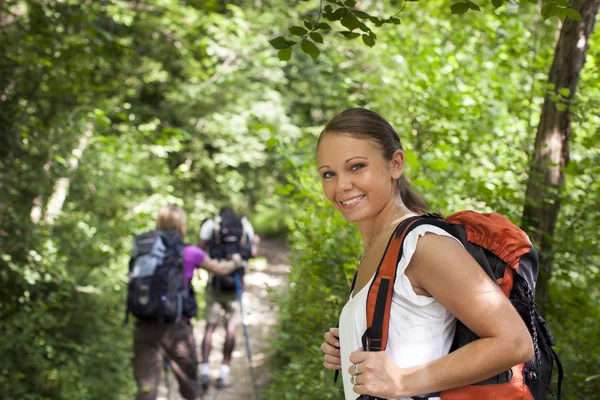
left=321, top=327, right=341, bottom=370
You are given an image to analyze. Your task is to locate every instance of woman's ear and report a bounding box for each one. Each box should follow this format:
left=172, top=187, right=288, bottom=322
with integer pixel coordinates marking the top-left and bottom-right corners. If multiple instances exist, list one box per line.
left=390, top=150, right=404, bottom=180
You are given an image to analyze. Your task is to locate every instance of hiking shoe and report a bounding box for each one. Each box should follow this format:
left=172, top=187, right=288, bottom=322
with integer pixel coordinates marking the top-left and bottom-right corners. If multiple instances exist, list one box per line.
left=215, top=377, right=232, bottom=389
left=200, top=374, right=210, bottom=392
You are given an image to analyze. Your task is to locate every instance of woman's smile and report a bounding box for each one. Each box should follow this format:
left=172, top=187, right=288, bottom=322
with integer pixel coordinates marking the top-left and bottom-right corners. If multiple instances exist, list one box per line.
left=339, top=194, right=366, bottom=208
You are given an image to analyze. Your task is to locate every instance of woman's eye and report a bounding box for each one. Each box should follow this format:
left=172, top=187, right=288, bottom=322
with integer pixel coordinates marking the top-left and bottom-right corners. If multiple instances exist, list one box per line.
left=350, top=163, right=366, bottom=172
left=322, top=171, right=334, bottom=179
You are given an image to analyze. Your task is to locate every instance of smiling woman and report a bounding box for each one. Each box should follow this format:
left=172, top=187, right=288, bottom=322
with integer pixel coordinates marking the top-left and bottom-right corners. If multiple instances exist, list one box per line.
left=317, top=108, right=536, bottom=400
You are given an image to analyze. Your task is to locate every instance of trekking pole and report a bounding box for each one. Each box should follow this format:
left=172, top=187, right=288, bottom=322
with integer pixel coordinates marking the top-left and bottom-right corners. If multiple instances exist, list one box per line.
left=163, top=359, right=171, bottom=400
left=233, top=267, right=260, bottom=400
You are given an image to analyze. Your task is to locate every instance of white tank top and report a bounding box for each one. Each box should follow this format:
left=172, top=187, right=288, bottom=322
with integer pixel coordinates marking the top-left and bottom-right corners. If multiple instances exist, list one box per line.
left=338, top=225, right=461, bottom=400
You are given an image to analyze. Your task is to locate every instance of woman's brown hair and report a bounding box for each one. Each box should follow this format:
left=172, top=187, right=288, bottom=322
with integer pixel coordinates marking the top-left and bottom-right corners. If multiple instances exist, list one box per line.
left=318, top=108, right=428, bottom=214
left=156, top=204, right=187, bottom=239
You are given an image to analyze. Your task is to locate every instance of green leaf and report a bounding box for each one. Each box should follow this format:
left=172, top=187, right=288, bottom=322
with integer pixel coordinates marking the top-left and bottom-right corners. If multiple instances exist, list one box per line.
left=451, top=2, right=469, bottom=14
left=269, top=36, right=292, bottom=49
left=563, top=7, right=582, bottom=20
left=491, top=0, right=503, bottom=8
left=585, top=375, right=600, bottom=382
left=339, top=31, right=361, bottom=39
left=345, top=0, right=356, bottom=6
left=324, top=4, right=333, bottom=13
left=389, top=17, right=401, bottom=24
left=554, top=0, right=570, bottom=7
left=318, top=22, right=332, bottom=30
left=310, top=32, right=324, bottom=43
left=556, top=102, right=567, bottom=111
left=278, top=47, right=292, bottom=61
left=275, top=185, right=290, bottom=195
left=353, top=10, right=370, bottom=19
left=369, top=15, right=384, bottom=26
left=331, top=7, right=348, bottom=21
left=559, top=87, right=571, bottom=97
left=405, top=149, right=419, bottom=170
left=303, top=20, right=314, bottom=30
left=467, top=1, right=481, bottom=11
left=289, top=26, right=308, bottom=36
left=430, top=159, right=449, bottom=171
left=358, top=22, right=370, bottom=32
left=362, top=34, right=375, bottom=47
left=301, top=39, right=320, bottom=60
left=341, top=13, right=360, bottom=30
left=266, top=137, right=280, bottom=149
left=541, top=4, right=557, bottom=19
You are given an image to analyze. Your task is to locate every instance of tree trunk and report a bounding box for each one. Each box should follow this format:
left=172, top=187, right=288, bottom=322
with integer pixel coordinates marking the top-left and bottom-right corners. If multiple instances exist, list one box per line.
left=521, top=0, right=600, bottom=315
left=30, top=123, right=93, bottom=224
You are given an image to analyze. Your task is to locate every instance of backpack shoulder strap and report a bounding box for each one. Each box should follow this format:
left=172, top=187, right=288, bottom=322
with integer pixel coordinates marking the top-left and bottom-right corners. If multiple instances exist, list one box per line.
left=240, top=216, right=249, bottom=247
left=363, top=215, right=456, bottom=352
left=213, top=215, right=222, bottom=243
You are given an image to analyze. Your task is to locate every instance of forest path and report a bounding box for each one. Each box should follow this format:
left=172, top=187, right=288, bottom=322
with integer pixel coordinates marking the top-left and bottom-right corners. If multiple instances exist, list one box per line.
left=157, top=239, right=291, bottom=400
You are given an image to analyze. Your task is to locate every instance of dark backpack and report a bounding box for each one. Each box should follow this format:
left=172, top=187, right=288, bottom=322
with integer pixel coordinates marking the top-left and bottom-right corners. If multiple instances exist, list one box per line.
left=342, top=211, right=563, bottom=400
left=126, top=230, right=197, bottom=323
left=208, top=213, right=252, bottom=292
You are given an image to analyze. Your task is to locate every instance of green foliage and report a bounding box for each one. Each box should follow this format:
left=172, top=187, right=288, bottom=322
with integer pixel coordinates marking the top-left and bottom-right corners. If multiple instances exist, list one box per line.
left=271, top=0, right=583, bottom=60
left=0, top=0, right=299, bottom=398
left=0, top=0, right=598, bottom=399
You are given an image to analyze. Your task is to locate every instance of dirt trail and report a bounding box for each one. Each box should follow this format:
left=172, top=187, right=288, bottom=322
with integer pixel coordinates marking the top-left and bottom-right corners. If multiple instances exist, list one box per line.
left=157, top=239, right=290, bottom=400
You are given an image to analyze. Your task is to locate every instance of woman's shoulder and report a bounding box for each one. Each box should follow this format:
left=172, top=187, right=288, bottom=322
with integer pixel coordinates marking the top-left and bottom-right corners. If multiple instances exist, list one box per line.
left=404, top=222, right=461, bottom=246
left=405, top=223, right=468, bottom=279
left=183, top=245, right=206, bottom=263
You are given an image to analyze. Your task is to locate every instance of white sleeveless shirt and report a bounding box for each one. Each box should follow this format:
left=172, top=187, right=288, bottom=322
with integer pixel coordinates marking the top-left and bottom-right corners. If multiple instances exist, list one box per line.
left=338, top=225, right=461, bottom=400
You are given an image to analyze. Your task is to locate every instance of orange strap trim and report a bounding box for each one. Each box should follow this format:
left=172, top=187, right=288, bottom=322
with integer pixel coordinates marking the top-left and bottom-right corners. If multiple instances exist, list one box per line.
left=366, top=219, right=421, bottom=351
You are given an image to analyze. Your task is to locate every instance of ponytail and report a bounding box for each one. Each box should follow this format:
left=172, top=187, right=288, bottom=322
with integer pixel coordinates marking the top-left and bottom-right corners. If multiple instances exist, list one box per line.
left=397, top=175, right=428, bottom=215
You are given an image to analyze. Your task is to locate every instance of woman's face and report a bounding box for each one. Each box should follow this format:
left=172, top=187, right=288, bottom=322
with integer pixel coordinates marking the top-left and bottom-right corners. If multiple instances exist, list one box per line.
left=316, top=133, right=403, bottom=223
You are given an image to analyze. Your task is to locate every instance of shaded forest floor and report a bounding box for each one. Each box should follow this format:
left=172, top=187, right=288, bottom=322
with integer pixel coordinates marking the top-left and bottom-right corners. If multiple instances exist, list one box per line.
left=157, top=239, right=291, bottom=400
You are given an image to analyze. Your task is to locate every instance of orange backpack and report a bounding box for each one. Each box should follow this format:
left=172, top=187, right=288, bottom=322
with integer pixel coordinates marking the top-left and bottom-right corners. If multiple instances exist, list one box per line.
left=343, top=211, right=563, bottom=400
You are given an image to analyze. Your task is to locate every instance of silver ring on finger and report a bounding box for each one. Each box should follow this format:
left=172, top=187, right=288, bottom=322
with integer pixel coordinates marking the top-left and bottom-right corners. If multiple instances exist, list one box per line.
left=353, top=363, right=359, bottom=376
left=351, top=374, right=358, bottom=386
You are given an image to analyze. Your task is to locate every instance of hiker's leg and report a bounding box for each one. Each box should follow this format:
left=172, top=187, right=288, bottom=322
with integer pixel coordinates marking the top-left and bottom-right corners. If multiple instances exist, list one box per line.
left=214, top=295, right=241, bottom=389
left=201, top=323, right=217, bottom=363
left=133, top=322, right=163, bottom=400
left=202, top=287, right=222, bottom=364
left=222, top=296, right=241, bottom=366
left=162, top=321, right=203, bottom=400
left=200, top=288, right=222, bottom=391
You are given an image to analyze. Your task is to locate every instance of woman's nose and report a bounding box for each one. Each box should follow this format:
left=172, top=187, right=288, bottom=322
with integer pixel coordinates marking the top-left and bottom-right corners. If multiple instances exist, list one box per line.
left=336, top=174, right=353, bottom=193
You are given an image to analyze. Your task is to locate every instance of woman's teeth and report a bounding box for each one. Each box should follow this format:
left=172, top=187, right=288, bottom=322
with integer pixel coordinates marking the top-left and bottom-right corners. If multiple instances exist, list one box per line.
left=341, top=195, right=365, bottom=206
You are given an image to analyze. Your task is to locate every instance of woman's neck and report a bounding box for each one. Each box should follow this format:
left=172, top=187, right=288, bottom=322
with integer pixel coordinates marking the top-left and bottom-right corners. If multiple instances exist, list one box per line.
left=357, top=202, right=415, bottom=248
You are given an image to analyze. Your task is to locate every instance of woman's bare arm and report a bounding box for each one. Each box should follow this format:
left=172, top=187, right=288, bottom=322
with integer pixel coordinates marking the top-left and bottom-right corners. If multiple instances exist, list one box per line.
left=200, top=253, right=242, bottom=276
left=398, top=233, right=533, bottom=396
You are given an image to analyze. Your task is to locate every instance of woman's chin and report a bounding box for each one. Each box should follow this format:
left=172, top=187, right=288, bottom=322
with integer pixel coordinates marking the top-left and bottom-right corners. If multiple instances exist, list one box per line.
left=337, top=208, right=366, bottom=223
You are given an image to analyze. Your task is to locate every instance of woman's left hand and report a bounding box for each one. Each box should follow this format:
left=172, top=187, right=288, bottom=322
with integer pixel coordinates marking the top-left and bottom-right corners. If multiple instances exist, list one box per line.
left=348, top=349, right=406, bottom=398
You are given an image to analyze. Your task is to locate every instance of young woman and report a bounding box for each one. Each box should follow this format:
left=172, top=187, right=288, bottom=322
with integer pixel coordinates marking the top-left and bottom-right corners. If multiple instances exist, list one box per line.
left=133, top=204, right=242, bottom=400
left=318, top=108, right=533, bottom=400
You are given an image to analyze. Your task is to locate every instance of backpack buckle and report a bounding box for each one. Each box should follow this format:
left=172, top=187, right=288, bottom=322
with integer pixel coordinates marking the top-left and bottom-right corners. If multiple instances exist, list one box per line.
left=523, top=370, right=538, bottom=382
